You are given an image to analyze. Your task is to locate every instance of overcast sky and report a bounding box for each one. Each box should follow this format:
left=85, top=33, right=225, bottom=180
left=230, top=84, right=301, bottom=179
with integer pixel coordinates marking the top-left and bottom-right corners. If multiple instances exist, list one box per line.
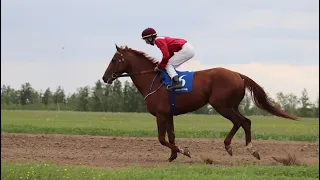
left=1, top=0, right=319, bottom=102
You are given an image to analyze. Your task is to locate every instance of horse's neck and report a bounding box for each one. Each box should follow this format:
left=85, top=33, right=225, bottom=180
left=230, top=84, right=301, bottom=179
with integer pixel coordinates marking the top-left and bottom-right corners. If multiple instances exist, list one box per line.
left=128, top=59, right=159, bottom=97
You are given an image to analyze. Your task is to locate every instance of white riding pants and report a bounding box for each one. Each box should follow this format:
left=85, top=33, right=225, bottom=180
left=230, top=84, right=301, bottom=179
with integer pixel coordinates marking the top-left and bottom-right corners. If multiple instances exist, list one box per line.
left=165, top=42, right=195, bottom=78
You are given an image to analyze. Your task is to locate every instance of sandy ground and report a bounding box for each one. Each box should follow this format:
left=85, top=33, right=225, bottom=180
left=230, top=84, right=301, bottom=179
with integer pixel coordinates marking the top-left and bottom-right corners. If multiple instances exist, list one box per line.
left=1, top=132, right=319, bottom=169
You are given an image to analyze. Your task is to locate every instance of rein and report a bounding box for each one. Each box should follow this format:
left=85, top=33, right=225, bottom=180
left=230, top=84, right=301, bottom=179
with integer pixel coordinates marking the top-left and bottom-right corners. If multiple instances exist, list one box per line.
left=113, top=70, right=155, bottom=78
left=113, top=69, right=164, bottom=100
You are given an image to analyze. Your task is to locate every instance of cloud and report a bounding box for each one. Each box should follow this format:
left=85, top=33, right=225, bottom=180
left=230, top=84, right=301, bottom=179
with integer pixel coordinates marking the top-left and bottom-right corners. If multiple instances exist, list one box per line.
left=187, top=37, right=319, bottom=66
left=231, top=10, right=319, bottom=30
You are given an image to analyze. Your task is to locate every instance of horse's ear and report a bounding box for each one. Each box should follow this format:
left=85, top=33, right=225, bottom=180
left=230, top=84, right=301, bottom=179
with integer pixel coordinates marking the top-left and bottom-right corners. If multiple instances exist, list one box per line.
left=115, top=44, right=121, bottom=52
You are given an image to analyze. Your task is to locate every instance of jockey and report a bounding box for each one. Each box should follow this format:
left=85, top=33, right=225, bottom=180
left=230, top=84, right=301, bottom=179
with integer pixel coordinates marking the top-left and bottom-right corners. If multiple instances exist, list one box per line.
left=141, top=27, right=195, bottom=90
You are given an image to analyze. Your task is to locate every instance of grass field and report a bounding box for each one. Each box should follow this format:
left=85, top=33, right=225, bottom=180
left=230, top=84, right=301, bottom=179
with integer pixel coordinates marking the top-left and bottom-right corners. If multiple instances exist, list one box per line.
left=1, top=162, right=318, bottom=180
left=1, top=110, right=319, bottom=180
left=1, top=110, right=319, bottom=141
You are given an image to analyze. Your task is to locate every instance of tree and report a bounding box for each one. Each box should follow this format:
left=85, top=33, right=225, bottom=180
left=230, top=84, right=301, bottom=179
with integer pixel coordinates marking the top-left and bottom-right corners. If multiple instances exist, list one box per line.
left=127, top=82, right=147, bottom=112
left=35, top=90, right=43, bottom=104
left=276, top=92, right=299, bottom=116
left=66, top=93, right=77, bottom=110
left=53, top=86, right=66, bottom=110
left=122, top=80, right=131, bottom=112
left=310, top=96, right=319, bottom=118
left=76, top=86, right=90, bottom=111
left=316, top=96, right=319, bottom=117
left=42, top=88, right=53, bottom=105
left=239, top=91, right=252, bottom=115
left=102, top=83, right=113, bottom=112
left=109, top=79, right=123, bottom=112
left=19, top=83, right=36, bottom=105
left=1, top=85, right=13, bottom=104
left=91, top=80, right=105, bottom=111
left=298, top=88, right=312, bottom=117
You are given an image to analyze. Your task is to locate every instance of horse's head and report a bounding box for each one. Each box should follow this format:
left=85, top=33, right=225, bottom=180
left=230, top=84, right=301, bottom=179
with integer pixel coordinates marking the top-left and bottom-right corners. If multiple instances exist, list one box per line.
left=102, top=44, right=132, bottom=84
left=102, top=44, right=159, bottom=84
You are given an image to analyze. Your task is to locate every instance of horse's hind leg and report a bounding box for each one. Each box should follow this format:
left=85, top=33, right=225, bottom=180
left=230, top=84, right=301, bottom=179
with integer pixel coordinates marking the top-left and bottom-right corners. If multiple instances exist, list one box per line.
left=214, top=106, right=261, bottom=160
left=212, top=106, right=242, bottom=156
left=235, top=109, right=261, bottom=160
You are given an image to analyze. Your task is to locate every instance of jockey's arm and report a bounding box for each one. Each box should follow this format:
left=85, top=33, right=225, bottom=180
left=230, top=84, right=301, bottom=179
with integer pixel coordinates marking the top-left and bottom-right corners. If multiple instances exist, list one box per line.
left=155, top=41, right=170, bottom=69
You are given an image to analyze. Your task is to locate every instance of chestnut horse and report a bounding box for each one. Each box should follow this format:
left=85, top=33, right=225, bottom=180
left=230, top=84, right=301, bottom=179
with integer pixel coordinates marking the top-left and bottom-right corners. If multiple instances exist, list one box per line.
left=102, top=44, right=298, bottom=162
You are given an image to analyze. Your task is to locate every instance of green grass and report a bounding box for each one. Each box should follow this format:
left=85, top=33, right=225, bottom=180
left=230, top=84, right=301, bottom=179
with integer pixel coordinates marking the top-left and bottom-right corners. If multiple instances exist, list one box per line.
left=1, top=110, right=319, bottom=141
left=1, top=162, right=318, bottom=180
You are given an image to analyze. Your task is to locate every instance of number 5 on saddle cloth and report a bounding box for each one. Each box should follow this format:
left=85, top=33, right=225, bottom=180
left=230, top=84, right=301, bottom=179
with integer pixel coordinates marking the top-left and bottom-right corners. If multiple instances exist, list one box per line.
left=158, top=69, right=195, bottom=115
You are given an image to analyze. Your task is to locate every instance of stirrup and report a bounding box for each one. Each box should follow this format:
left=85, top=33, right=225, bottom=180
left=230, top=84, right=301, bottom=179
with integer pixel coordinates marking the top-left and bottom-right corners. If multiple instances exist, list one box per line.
left=167, top=83, right=183, bottom=90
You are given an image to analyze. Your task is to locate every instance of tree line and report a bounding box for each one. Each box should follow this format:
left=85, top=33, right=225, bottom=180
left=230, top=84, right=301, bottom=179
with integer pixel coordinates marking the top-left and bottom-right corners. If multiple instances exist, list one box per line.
left=1, top=79, right=319, bottom=118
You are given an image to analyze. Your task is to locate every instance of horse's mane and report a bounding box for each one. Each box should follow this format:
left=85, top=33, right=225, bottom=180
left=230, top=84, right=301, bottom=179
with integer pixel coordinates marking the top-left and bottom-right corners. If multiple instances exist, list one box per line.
left=120, top=46, right=158, bottom=66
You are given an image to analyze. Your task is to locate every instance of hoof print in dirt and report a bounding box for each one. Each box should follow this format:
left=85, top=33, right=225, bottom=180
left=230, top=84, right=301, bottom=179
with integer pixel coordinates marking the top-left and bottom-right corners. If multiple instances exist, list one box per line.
left=204, top=158, right=213, bottom=165
left=272, top=151, right=301, bottom=166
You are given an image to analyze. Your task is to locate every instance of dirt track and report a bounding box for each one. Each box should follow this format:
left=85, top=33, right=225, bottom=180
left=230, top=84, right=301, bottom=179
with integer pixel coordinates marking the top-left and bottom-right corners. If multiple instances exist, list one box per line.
left=1, top=132, right=319, bottom=169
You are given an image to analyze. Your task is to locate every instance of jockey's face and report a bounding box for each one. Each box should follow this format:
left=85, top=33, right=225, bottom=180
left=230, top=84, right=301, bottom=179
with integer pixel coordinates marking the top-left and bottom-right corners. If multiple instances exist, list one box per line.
left=144, top=37, right=155, bottom=46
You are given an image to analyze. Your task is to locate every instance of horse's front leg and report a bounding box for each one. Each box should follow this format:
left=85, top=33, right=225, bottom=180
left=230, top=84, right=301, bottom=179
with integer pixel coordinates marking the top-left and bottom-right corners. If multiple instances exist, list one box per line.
left=156, top=113, right=191, bottom=161
left=167, top=115, right=177, bottom=162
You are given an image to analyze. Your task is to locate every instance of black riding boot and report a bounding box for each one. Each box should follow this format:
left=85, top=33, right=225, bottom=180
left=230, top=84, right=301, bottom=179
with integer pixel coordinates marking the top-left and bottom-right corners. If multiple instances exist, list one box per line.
left=168, top=75, right=183, bottom=90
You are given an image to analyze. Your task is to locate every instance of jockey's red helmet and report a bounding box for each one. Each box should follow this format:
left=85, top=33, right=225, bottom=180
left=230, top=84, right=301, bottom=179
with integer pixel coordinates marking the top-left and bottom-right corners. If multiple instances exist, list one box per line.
left=141, top=28, right=157, bottom=39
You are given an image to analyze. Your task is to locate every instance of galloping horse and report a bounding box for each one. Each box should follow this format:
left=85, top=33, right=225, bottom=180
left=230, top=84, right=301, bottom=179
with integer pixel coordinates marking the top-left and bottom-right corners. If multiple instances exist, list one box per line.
left=102, top=44, right=298, bottom=162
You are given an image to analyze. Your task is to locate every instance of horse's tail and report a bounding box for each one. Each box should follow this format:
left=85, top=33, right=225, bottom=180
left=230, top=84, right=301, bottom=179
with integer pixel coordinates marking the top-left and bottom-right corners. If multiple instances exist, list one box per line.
left=238, top=73, right=298, bottom=121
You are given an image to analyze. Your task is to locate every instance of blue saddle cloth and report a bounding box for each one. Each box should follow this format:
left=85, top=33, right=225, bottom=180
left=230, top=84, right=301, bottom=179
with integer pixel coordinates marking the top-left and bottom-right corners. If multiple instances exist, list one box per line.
left=159, top=69, right=195, bottom=116
left=159, top=70, right=194, bottom=94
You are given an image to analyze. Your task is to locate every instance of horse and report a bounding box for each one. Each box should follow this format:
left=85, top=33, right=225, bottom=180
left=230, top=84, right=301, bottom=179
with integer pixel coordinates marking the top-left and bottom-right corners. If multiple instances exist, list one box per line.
left=102, top=44, right=298, bottom=162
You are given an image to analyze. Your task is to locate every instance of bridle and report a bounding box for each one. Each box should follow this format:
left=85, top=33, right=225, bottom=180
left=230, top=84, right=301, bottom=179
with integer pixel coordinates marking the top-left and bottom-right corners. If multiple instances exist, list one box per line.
left=108, top=50, right=164, bottom=100
left=108, top=51, right=155, bottom=80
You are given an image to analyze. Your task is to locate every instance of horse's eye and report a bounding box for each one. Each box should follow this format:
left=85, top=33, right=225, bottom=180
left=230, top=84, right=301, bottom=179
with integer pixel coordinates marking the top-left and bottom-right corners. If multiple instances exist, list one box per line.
left=111, top=59, right=116, bottom=63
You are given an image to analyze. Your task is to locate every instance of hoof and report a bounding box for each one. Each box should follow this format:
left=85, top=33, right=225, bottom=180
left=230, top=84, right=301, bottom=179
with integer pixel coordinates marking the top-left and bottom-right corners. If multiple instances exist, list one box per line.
left=246, top=142, right=260, bottom=160
left=168, top=152, right=178, bottom=162
left=180, top=147, right=191, bottom=158
left=226, top=146, right=233, bottom=156
left=252, top=151, right=261, bottom=160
